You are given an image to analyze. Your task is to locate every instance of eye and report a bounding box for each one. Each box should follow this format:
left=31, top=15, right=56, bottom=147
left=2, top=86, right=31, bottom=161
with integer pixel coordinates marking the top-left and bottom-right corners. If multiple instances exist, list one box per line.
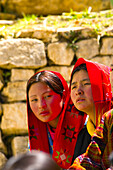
left=30, top=98, right=38, bottom=102
left=84, top=82, right=91, bottom=86
left=44, top=95, right=52, bottom=99
left=71, top=85, right=77, bottom=90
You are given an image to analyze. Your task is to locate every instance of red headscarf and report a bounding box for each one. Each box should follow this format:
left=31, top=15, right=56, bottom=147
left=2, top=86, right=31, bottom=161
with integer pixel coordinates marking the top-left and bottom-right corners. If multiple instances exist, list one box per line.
left=70, top=58, right=112, bottom=126
left=27, top=70, right=86, bottom=169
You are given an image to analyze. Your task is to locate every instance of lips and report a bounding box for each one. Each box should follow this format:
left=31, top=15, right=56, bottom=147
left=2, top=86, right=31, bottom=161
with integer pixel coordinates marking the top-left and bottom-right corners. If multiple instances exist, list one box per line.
left=40, top=111, right=49, bottom=116
left=76, top=98, right=85, bottom=103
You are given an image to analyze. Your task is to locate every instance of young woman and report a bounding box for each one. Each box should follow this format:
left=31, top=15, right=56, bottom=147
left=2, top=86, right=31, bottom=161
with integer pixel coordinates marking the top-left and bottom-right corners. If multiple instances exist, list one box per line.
left=27, top=70, right=86, bottom=169
left=69, top=58, right=112, bottom=160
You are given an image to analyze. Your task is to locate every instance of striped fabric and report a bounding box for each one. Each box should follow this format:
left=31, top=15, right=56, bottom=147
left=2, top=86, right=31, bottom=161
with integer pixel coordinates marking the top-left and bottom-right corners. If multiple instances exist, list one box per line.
left=69, top=109, right=113, bottom=170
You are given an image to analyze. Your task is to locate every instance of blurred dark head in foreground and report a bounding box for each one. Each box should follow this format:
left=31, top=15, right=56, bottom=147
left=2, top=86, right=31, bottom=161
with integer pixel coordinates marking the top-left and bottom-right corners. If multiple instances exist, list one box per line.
left=2, top=150, right=61, bottom=170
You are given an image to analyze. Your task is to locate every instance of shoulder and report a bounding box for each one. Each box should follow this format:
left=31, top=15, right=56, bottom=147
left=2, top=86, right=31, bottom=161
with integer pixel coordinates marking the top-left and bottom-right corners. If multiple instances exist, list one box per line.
left=103, top=109, right=113, bottom=124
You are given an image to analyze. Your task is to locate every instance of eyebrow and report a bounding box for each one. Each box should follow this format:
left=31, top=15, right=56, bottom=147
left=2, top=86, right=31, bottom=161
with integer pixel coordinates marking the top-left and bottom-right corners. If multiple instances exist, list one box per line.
left=71, top=78, right=90, bottom=86
left=29, top=90, right=52, bottom=98
left=29, top=94, right=37, bottom=98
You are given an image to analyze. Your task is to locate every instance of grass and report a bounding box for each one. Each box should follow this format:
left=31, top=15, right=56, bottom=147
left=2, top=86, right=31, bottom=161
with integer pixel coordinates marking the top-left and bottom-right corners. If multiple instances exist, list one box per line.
left=0, top=8, right=113, bottom=38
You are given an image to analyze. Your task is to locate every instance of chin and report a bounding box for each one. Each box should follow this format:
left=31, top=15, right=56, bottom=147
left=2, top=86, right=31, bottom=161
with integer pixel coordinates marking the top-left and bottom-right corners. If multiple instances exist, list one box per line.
left=77, top=107, right=87, bottom=113
left=41, top=118, right=50, bottom=123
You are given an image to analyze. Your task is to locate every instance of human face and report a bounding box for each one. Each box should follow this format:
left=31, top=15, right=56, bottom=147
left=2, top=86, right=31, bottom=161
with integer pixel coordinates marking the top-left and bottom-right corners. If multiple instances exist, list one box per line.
left=28, top=82, right=63, bottom=125
left=71, top=69, right=95, bottom=117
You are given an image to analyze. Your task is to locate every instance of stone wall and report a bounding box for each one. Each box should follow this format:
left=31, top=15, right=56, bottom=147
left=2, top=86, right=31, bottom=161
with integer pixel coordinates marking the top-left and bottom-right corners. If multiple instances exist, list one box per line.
left=0, top=25, right=113, bottom=169
left=0, top=0, right=112, bottom=18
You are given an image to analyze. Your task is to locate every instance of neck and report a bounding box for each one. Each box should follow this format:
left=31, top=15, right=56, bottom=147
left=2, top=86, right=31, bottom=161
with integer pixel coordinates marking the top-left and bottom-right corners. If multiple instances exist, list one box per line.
left=86, top=106, right=96, bottom=136
left=48, top=115, right=60, bottom=128
left=87, top=118, right=96, bottom=136
left=86, top=105, right=96, bottom=126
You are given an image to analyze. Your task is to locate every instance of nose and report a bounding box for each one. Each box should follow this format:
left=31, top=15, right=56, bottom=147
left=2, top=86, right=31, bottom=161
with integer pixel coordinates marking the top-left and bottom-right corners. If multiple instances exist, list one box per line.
left=75, top=86, right=83, bottom=95
left=38, top=98, right=46, bottom=109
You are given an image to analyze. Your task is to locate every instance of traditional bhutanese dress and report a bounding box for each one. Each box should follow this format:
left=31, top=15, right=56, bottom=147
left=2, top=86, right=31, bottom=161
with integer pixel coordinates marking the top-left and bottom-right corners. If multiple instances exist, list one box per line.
left=69, top=109, right=113, bottom=170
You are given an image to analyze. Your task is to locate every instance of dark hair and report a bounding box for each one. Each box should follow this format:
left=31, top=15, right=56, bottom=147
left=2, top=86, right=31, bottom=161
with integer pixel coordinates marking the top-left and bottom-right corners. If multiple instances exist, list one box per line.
left=27, top=71, right=64, bottom=97
left=2, top=151, right=60, bottom=170
left=71, top=64, right=87, bottom=82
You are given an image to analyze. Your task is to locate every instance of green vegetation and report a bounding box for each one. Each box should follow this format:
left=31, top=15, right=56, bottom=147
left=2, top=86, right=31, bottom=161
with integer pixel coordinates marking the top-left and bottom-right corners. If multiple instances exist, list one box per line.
left=0, top=9, right=113, bottom=38
left=2, top=69, right=11, bottom=84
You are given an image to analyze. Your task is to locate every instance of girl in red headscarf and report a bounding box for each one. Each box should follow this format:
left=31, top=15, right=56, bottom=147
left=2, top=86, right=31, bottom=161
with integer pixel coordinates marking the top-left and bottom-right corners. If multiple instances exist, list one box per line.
left=27, top=70, right=86, bottom=169
left=68, top=58, right=112, bottom=169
